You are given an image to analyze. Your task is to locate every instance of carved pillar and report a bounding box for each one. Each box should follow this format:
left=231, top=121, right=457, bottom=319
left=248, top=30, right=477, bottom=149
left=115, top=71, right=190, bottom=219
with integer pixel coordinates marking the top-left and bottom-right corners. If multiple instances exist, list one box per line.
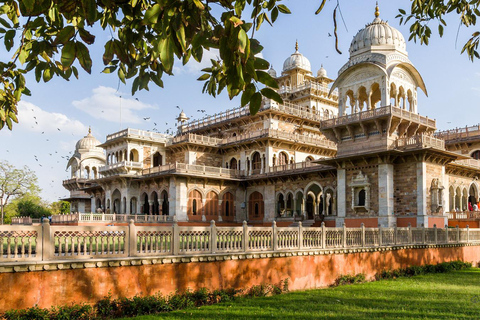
left=293, top=197, right=297, bottom=216
left=148, top=200, right=154, bottom=215
left=159, top=199, right=163, bottom=215
left=201, top=198, right=206, bottom=221
left=218, top=199, right=223, bottom=222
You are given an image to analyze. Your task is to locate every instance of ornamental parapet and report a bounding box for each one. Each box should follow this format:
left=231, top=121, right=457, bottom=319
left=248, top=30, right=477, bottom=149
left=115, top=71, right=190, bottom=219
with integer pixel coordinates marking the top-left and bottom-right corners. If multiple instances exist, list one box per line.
left=0, top=221, right=478, bottom=265
left=435, top=124, right=480, bottom=143
left=321, top=105, right=436, bottom=129
left=99, top=161, right=143, bottom=176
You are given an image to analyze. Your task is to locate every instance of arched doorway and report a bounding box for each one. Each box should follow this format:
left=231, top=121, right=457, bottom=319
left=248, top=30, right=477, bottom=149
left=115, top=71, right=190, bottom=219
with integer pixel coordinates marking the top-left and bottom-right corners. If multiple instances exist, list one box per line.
left=161, top=191, right=169, bottom=215
left=152, top=192, right=159, bottom=215
left=112, top=189, right=121, bottom=214
left=153, top=152, right=162, bottom=166
left=252, top=152, right=261, bottom=174
left=142, top=193, right=149, bottom=214
left=306, top=193, right=315, bottom=219
left=205, top=191, right=219, bottom=219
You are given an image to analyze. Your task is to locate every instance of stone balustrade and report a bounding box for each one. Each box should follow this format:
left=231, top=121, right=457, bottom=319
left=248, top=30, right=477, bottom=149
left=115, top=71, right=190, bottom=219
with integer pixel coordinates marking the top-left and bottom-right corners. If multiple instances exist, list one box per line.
left=435, top=124, right=480, bottom=142
left=448, top=211, right=480, bottom=220
left=49, top=213, right=173, bottom=224
left=1, top=220, right=478, bottom=264
left=105, top=128, right=170, bottom=143
left=321, top=105, right=436, bottom=128
left=395, top=134, right=445, bottom=150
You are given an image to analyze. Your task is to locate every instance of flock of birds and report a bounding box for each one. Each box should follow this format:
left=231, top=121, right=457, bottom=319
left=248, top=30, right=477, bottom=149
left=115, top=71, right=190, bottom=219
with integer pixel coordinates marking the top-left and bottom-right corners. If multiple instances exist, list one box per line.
left=7, top=104, right=213, bottom=200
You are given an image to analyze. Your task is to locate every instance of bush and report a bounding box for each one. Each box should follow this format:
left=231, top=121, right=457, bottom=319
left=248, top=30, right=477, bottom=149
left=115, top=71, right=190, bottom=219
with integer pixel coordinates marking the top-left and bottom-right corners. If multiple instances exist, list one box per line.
left=375, top=260, right=472, bottom=280
left=333, top=273, right=366, bottom=287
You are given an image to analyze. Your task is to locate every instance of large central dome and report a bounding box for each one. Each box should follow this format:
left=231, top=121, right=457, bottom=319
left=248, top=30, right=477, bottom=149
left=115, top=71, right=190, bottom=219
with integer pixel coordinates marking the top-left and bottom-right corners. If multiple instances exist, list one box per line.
left=75, top=128, right=102, bottom=152
left=349, top=7, right=406, bottom=56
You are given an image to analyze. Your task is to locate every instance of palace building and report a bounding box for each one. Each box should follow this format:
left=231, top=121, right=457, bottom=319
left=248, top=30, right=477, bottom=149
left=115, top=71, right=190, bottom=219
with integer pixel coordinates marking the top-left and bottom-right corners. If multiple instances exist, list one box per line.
left=63, top=7, right=480, bottom=228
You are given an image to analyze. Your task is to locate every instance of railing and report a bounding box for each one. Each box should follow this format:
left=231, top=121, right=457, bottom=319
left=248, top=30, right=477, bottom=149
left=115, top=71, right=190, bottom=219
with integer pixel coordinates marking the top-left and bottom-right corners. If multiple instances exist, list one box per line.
left=448, top=211, right=480, bottom=220
left=169, top=133, right=223, bottom=146
left=180, top=100, right=332, bottom=133
left=105, top=128, right=170, bottom=143
left=49, top=213, right=173, bottom=224
left=99, top=161, right=143, bottom=173
left=451, top=159, right=480, bottom=169
left=1, top=221, right=479, bottom=263
left=278, top=82, right=338, bottom=99
left=321, top=105, right=436, bottom=128
left=395, top=134, right=445, bottom=151
left=140, top=161, right=324, bottom=179
left=11, top=217, right=34, bottom=225
left=435, top=124, right=480, bottom=142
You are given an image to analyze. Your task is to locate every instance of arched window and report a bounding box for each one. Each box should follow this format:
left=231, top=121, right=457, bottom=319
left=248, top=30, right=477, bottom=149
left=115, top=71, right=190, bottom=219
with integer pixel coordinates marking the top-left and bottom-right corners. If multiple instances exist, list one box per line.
left=129, top=149, right=139, bottom=162
left=248, top=191, right=264, bottom=220
left=205, top=191, right=218, bottom=217
left=278, top=152, right=288, bottom=166
left=252, top=152, right=261, bottom=171
left=188, top=190, right=202, bottom=219
left=472, top=150, right=480, bottom=160
left=277, top=194, right=285, bottom=216
left=358, top=189, right=366, bottom=206
left=306, top=156, right=314, bottom=162
left=130, top=197, right=137, bottom=214
left=222, top=192, right=234, bottom=220
left=153, top=152, right=162, bottom=166
left=230, top=158, right=238, bottom=170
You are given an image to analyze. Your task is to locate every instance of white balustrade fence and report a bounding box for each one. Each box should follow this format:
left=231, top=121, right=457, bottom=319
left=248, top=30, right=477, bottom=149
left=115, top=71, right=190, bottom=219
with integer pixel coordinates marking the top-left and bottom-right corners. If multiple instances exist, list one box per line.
left=1, top=221, right=479, bottom=264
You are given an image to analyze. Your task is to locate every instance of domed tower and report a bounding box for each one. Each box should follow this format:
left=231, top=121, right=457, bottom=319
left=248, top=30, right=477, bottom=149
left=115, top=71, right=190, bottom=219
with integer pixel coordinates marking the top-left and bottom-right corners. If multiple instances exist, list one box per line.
left=321, top=5, right=448, bottom=229
left=274, top=41, right=338, bottom=117
left=329, top=3, right=427, bottom=116
left=67, top=127, right=106, bottom=179
left=63, top=128, right=106, bottom=213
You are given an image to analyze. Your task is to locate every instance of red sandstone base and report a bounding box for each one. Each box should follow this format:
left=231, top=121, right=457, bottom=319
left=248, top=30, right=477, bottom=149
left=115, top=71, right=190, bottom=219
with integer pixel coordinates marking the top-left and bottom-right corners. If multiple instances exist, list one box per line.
left=1, top=245, right=479, bottom=312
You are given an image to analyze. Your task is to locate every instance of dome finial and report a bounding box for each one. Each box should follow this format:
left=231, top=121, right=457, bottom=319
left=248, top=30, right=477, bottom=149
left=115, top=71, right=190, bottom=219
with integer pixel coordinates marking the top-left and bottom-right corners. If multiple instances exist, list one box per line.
left=88, top=126, right=91, bottom=134
left=295, top=40, right=298, bottom=52
left=375, top=1, right=379, bottom=18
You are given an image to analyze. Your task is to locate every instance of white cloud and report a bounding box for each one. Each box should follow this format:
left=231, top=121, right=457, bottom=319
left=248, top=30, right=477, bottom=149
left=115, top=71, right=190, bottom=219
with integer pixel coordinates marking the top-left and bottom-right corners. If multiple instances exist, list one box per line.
left=72, top=86, right=156, bottom=124
left=16, top=101, right=87, bottom=135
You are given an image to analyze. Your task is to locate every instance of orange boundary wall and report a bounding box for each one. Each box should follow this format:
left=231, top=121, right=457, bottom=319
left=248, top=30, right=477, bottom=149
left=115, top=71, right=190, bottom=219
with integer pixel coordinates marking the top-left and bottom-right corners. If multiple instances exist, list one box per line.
left=1, top=244, right=479, bottom=312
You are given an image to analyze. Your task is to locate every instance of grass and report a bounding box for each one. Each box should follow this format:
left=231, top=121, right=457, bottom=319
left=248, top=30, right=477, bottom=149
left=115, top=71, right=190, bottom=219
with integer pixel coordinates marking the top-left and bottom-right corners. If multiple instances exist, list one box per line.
left=122, top=269, right=480, bottom=319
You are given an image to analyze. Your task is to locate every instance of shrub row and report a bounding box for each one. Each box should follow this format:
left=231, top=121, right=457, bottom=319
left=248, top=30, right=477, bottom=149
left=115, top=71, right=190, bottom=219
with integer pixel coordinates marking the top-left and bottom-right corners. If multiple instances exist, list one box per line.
left=375, top=260, right=472, bottom=280
left=2, top=279, right=289, bottom=320
left=332, top=260, right=472, bottom=287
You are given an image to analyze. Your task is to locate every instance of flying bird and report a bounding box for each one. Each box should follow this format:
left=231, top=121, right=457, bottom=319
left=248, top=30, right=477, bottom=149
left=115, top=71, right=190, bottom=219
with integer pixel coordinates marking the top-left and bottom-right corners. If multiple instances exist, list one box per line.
left=143, top=117, right=150, bottom=120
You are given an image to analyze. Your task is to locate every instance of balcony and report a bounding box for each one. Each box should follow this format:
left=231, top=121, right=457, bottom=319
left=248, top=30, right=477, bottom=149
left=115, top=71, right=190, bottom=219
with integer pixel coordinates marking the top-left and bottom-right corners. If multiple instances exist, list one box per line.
left=321, top=105, right=436, bottom=129
left=435, top=124, right=480, bottom=143
left=395, top=134, right=445, bottom=151
left=102, top=128, right=170, bottom=145
left=99, top=161, right=143, bottom=176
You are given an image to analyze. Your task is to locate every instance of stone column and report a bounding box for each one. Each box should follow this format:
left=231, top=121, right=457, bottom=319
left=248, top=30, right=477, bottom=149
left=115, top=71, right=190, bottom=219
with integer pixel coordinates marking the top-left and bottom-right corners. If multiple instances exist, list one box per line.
left=416, top=162, right=428, bottom=227
left=159, top=199, right=163, bottom=215
left=172, top=176, right=187, bottom=220
left=293, top=197, right=297, bottom=216
left=336, top=168, right=346, bottom=226
left=378, top=164, right=394, bottom=227
left=201, top=198, right=207, bottom=222
left=148, top=200, right=154, bottom=215
left=218, top=200, right=223, bottom=222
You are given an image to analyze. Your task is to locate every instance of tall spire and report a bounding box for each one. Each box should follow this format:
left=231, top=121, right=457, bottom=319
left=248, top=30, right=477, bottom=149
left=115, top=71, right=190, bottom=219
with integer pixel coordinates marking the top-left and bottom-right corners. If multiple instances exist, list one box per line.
left=375, top=1, right=379, bottom=18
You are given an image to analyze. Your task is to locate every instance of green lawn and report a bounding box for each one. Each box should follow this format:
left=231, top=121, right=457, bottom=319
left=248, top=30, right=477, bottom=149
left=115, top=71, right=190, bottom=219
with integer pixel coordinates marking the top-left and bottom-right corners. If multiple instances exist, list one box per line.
left=123, top=269, right=480, bottom=319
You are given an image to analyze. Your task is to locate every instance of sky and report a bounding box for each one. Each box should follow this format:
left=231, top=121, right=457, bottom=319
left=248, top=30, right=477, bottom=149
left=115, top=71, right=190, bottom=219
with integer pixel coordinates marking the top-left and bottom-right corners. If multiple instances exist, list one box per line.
left=1, top=0, right=479, bottom=203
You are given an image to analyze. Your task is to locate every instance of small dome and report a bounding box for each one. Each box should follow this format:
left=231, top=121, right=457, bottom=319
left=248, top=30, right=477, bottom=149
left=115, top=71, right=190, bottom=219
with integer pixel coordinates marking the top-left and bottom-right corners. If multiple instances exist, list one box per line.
left=268, top=66, right=277, bottom=78
left=317, top=65, right=327, bottom=78
left=75, top=128, right=102, bottom=151
left=282, top=41, right=311, bottom=72
left=176, top=110, right=189, bottom=123
left=349, top=6, right=406, bottom=56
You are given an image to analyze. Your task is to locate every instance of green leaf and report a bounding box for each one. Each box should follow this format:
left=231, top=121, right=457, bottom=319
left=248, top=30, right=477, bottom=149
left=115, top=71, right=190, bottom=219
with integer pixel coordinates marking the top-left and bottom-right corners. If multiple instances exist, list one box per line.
left=438, top=24, right=444, bottom=37
left=144, top=4, right=162, bottom=24
left=253, top=57, right=269, bottom=70
left=43, top=67, right=53, bottom=82
left=75, top=42, right=92, bottom=73
left=277, top=4, right=291, bottom=14
left=103, top=40, right=114, bottom=65
left=256, top=70, right=278, bottom=88
left=102, top=66, right=117, bottom=73
left=159, top=36, right=174, bottom=73
left=271, top=7, right=278, bottom=23
left=238, top=29, right=247, bottom=53
left=79, top=28, right=96, bottom=45
left=61, top=41, right=76, bottom=68
left=192, top=0, right=205, bottom=10
left=249, top=92, right=262, bottom=114
left=261, top=87, right=282, bottom=104
left=197, top=73, right=210, bottom=81
left=53, top=26, right=75, bottom=45
left=176, top=24, right=186, bottom=53
left=82, top=0, right=97, bottom=25
left=241, top=83, right=255, bottom=107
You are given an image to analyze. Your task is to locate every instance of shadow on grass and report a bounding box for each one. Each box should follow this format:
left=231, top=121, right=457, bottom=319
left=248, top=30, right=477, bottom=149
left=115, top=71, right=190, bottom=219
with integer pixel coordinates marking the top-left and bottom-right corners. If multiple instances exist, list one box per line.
left=123, top=269, right=480, bottom=320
